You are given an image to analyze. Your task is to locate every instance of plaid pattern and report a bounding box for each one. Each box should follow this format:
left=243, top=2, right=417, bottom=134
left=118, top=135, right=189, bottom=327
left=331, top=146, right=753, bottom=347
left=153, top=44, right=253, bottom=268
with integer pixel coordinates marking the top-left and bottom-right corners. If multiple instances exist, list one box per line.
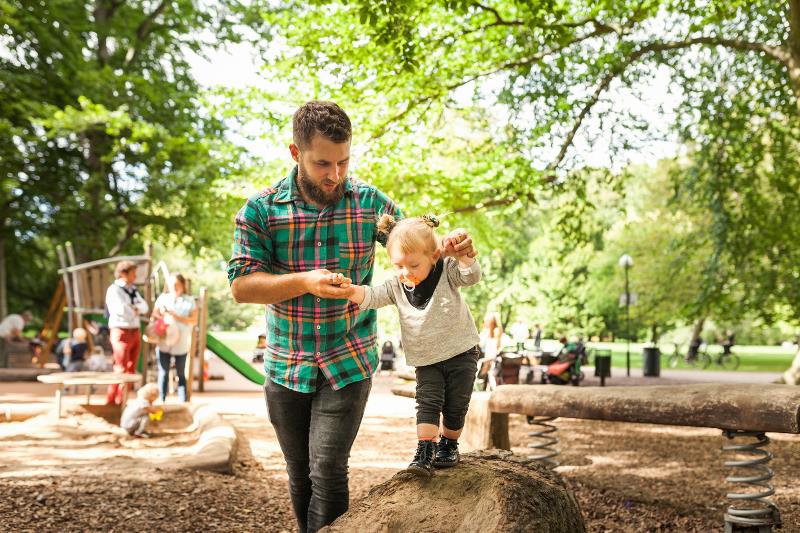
left=228, top=166, right=401, bottom=392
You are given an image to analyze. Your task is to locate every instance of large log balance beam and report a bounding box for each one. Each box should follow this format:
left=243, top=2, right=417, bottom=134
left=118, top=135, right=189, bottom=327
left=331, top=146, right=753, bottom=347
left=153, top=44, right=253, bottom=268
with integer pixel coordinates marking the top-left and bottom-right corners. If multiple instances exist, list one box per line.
left=461, top=384, right=800, bottom=533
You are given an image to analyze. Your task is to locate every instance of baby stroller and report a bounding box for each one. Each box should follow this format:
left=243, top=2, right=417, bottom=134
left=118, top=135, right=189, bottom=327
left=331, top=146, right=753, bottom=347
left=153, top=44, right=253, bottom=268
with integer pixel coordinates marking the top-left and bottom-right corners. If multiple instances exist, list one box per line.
left=380, top=341, right=396, bottom=372
left=540, top=344, right=585, bottom=386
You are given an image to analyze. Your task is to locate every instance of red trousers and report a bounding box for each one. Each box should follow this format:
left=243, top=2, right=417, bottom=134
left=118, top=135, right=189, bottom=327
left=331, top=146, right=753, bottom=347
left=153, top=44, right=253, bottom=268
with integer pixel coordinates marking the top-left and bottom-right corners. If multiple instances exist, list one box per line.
left=107, top=327, right=141, bottom=405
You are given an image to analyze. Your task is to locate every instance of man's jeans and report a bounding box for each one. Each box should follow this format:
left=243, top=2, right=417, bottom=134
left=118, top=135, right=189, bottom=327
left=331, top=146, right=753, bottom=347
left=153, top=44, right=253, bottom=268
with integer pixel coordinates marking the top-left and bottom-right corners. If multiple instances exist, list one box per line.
left=264, top=377, right=371, bottom=533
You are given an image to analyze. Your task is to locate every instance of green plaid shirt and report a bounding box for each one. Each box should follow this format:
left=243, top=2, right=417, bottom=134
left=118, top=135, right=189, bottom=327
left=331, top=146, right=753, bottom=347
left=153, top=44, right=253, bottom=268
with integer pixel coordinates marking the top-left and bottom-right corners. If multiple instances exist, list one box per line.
left=227, top=166, right=401, bottom=392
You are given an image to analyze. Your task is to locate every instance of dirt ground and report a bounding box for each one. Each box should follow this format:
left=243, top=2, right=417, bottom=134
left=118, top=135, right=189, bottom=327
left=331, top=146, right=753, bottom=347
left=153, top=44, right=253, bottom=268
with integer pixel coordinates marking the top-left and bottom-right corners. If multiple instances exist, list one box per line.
left=0, top=375, right=798, bottom=532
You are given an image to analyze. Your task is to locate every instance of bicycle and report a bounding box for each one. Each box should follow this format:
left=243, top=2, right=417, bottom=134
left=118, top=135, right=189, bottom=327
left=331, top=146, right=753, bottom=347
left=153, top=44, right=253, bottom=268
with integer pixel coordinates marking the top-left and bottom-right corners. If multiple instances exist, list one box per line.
left=707, top=349, right=740, bottom=370
left=667, top=343, right=711, bottom=369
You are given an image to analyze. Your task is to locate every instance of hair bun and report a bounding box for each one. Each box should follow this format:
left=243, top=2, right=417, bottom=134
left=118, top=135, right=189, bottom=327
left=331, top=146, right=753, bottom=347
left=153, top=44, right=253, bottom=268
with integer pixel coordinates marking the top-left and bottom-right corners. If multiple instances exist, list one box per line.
left=376, top=214, right=397, bottom=246
left=421, top=214, right=440, bottom=228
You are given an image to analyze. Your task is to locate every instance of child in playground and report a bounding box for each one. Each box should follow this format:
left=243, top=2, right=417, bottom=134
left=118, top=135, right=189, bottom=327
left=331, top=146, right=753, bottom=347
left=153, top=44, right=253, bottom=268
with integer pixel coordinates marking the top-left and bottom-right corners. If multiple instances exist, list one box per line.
left=337, top=214, right=481, bottom=476
left=120, top=383, right=161, bottom=438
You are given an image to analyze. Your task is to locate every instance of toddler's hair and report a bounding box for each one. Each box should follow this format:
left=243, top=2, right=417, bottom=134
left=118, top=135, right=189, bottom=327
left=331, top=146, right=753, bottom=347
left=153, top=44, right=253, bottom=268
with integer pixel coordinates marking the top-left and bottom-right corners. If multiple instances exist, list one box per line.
left=377, top=214, right=440, bottom=255
left=137, top=383, right=159, bottom=401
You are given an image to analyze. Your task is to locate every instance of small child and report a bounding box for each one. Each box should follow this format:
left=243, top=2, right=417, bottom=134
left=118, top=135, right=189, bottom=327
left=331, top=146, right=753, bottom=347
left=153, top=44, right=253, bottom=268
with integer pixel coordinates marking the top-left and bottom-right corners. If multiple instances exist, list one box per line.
left=120, top=383, right=160, bottom=438
left=338, top=214, right=481, bottom=476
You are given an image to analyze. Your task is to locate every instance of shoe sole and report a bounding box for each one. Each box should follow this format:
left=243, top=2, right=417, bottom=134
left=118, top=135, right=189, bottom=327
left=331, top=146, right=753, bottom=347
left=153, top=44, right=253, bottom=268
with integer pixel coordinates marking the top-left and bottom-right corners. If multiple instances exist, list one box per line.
left=405, top=465, right=433, bottom=477
left=433, top=459, right=458, bottom=468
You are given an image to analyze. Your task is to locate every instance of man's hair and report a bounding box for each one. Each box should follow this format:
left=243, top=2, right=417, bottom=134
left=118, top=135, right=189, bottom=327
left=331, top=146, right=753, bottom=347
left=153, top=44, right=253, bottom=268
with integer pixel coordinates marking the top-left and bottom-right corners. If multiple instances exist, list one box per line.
left=114, top=260, right=138, bottom=278
left=292, top=101, right=352, bottom=149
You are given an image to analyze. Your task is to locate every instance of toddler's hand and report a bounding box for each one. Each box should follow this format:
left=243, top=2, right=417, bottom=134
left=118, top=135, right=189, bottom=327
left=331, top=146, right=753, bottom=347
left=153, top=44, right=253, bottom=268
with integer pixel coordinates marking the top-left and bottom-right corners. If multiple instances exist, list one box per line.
left=328, top=273, right=352, bottom=287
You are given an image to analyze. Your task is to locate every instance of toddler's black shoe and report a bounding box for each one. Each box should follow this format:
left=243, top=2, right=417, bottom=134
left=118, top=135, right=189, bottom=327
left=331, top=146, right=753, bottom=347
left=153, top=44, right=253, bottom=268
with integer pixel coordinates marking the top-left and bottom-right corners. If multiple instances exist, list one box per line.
left=405, top=439, right=436, bottom=477
left=433, top=436, right=459, bottom=468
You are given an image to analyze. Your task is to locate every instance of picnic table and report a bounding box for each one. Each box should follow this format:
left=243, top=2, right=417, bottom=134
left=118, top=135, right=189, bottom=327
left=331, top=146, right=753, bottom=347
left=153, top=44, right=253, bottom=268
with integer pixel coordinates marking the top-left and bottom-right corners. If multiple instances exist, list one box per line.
left=37, top=371, right=142, bottom=418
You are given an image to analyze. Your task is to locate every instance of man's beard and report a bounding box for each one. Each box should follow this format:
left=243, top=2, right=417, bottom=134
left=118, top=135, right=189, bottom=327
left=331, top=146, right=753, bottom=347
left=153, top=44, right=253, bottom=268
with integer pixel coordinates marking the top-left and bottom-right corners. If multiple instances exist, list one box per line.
left=296, top=162, right=345, bottom=207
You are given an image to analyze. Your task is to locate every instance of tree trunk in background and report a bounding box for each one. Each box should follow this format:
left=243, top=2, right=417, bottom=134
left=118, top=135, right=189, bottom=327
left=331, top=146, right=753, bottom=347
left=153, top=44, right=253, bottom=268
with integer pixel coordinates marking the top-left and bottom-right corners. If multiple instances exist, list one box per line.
left=690, top=317, right=706, bottom=345
left=0, top=233, right=6, bottom=318
left=650, top=324, right=659, bottom=344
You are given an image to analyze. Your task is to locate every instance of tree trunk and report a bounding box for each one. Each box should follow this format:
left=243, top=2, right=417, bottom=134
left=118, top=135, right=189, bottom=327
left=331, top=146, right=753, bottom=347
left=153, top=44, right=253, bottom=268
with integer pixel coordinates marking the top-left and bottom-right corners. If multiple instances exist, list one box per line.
left=650, top=324, right=659, bottom=344
left=0, top=233, right=6, bottom=318
left=690, top=317, right=706, bottom=345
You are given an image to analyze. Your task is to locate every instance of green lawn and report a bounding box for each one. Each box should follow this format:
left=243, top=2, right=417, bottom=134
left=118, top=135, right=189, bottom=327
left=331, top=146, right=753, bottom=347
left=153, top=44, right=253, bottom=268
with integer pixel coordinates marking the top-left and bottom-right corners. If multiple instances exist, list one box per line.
left=586, top=341, right=795, bottom=373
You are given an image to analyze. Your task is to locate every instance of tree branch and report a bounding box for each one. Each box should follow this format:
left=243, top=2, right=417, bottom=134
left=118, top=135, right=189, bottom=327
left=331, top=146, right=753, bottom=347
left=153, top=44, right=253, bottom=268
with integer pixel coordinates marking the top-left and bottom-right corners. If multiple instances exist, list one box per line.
left=789, top=0, right=800, bottom=56
left=124, top=0, right=169, bottom=67
left=93, top=0, right=125, bottom=67
left=369, top=25, right=613, bottom=141
left=547, top=36, right=791, bottom=173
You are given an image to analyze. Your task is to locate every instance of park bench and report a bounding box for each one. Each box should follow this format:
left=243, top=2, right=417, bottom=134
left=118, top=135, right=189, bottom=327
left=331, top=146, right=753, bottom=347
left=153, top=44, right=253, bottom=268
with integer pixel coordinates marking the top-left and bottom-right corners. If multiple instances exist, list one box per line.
left=461, top=383, right=800, bottom=532
left=37, top=371, right=142, bottom=418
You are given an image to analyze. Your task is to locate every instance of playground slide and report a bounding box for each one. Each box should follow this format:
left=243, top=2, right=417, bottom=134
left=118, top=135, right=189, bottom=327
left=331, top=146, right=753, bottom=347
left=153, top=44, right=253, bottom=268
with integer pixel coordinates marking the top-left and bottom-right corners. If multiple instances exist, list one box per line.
left=205, top=333, right=265, bottom=386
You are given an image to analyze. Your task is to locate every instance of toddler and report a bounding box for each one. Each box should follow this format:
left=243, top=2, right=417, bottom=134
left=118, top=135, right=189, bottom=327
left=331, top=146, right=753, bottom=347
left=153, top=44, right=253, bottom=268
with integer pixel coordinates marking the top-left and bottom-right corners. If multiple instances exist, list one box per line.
left=338, top=214, right=481, bottom=476
left=120, top=383, right=160, bottom=438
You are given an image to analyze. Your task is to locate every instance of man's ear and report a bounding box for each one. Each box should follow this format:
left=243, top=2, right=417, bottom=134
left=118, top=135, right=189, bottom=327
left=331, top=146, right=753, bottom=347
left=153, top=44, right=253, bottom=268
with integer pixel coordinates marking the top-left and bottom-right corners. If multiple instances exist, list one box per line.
left=289, top=143, right=300, bottom=163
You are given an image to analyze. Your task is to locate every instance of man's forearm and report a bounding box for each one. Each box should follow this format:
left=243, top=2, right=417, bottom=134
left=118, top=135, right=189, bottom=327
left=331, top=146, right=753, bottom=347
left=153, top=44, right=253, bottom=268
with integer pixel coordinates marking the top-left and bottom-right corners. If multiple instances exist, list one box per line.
left=231, top=272, right=309, bottom=305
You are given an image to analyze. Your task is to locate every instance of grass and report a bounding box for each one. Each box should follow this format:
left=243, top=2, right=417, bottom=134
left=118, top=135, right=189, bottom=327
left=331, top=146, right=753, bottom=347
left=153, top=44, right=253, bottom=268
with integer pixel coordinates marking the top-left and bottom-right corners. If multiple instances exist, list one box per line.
left=586, top=341, right=795, bottom=373
left=212, top=331, right=796, bottom=373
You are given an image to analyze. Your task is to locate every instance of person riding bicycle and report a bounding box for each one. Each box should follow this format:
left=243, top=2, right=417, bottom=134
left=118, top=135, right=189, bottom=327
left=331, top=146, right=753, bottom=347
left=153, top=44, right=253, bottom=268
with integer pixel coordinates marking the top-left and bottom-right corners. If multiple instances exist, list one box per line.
left=721, top=330, right=735, bottom=355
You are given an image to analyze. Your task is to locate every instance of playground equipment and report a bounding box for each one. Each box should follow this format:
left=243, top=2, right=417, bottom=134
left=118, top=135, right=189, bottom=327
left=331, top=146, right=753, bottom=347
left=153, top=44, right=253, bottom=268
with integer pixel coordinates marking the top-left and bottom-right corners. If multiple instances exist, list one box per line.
left=46, top=242, right=263, bottom=397
left=465, top=384, right=800, bottom=533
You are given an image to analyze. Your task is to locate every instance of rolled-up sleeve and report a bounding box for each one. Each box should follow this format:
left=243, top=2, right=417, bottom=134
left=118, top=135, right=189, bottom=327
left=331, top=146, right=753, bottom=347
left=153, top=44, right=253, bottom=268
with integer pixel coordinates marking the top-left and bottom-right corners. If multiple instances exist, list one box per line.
left=227, top=198, right=273, bottom=284
left=445, top=257, right=481, bottom=288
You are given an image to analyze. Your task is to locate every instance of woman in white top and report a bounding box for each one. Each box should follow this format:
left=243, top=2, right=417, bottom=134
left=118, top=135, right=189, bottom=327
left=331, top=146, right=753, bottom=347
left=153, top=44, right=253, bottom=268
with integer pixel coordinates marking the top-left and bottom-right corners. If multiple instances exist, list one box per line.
left=150, top=274, right=197, bottom=402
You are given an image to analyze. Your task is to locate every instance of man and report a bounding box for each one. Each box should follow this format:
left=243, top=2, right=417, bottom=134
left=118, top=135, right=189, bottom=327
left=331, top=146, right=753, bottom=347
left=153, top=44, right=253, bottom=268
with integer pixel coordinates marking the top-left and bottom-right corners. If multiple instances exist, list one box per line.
left=509, top=318, right=530, bottom=351
left=228, top=101, right=475, bottom=533
left=105, top=260, right=148, bottom=405
left=0, top=311, right=32, bottom=368
left=533, top=323, right=543, bottom=350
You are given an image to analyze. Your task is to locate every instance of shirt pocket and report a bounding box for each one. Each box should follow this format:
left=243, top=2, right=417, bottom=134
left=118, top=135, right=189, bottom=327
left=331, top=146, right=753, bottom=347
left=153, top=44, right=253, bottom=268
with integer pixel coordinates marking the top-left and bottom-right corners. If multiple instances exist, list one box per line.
left=337, top=237, right=374, bottom=283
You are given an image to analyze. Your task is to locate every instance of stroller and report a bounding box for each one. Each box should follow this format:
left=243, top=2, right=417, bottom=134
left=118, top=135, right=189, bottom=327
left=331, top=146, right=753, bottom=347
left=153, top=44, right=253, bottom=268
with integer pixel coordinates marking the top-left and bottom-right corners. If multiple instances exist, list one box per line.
left=477, top=346, right=534, bottom=390
left=540, top=340, right=585, bottom=386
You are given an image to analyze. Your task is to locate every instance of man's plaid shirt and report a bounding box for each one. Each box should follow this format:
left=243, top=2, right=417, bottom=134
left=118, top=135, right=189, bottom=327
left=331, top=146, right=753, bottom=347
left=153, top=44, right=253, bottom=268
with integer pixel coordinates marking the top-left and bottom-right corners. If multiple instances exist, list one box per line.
left=227, top=166, right=401, bottom=392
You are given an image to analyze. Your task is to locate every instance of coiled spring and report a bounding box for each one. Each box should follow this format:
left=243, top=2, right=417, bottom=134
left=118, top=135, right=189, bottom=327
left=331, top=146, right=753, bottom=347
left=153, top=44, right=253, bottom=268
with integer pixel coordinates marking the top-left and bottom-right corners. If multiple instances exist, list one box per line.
left=722, top=430, right=781, bottom=531
left=525, top=416, right=559, bottom=467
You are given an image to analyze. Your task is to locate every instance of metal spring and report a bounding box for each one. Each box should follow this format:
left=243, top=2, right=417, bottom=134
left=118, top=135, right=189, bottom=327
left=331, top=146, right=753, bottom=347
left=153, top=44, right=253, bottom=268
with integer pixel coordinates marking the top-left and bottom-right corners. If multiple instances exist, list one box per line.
left=722, top=430, right=782, bottom=530
left=525, top=416, right=559, bottom=467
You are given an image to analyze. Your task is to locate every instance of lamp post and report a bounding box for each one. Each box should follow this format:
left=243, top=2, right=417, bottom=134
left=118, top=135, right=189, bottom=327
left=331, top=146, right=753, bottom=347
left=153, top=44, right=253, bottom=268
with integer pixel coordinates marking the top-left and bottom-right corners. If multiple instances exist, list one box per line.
left=619, top=254, right=633, bottom=377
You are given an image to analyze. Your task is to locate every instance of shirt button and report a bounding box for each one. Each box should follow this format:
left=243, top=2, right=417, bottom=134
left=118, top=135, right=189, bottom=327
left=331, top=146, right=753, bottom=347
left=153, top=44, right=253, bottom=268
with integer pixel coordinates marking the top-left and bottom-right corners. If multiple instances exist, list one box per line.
left=317, top=241, right=322, bottom=246
left=316, top=352, right=321, bottom=356
left=316, top=298, right=321, bottom=303
left=316, top=325, right=321, bottom=330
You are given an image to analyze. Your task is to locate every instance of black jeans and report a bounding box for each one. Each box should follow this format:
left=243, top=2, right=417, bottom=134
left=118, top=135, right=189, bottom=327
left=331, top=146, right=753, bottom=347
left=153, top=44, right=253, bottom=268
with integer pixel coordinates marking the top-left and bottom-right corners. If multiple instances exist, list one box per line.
left=415, top=346, right=480, bottom=430
left=264, top=377, right=371, bottom=533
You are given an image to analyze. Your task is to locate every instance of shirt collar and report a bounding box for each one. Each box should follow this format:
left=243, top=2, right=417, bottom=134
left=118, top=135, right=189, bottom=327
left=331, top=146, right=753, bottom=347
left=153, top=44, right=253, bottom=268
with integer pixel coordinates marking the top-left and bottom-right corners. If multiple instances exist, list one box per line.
left=274, top=166, right=354, bottom=204
left=114, top=278, right=132, bottom=290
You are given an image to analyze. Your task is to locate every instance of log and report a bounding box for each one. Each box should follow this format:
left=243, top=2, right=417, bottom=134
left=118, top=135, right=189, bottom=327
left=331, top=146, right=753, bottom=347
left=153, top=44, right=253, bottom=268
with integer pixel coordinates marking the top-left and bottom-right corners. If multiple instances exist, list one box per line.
left=321, top=450, right=585, bottom=533
left=490, top=384, right=800, bottom=433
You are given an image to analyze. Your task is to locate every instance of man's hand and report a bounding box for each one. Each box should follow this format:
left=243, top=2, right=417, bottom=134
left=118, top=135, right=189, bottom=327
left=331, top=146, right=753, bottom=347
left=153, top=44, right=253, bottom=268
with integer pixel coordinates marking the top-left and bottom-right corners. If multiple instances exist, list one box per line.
left=305, top=269, right=353, bottom=299
left=442, top=229, right=477, bottom=258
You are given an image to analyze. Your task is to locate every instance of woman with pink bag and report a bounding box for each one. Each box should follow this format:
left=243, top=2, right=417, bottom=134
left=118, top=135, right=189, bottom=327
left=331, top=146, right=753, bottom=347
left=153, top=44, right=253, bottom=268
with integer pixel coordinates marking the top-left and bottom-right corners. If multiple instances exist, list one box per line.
left=149, top=273, right=197, bottom=402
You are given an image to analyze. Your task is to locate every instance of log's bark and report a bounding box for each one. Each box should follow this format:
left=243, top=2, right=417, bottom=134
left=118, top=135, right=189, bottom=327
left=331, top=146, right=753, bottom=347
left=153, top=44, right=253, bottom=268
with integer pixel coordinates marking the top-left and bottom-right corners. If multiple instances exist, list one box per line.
left=321, top=450, right=585, bottom=533
left=490, top=384, right=800, bottom=433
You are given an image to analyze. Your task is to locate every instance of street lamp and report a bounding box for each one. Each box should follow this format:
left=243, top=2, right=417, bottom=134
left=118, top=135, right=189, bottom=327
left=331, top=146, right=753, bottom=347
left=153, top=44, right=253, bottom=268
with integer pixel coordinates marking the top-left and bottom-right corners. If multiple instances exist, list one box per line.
left=619, top=254, right=633, bottom=377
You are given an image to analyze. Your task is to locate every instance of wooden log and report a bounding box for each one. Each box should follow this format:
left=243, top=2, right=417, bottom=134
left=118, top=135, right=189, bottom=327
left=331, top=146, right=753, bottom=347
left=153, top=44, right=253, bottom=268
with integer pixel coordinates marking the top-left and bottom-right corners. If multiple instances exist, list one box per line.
left=461, top=392, right=510, bottom=452
left=490, top=384, right=800, bottom=433
left=390, top=384, right=416, bottom=399
left=320, top=450, right=585, bottom=533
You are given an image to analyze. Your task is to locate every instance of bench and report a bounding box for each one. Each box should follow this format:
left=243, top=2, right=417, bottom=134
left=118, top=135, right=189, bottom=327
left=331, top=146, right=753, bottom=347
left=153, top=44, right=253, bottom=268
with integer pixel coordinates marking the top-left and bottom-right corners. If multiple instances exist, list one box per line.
left=463, top=384, right=800, bottom=532
left=37, top=371, right=142, bottom=418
